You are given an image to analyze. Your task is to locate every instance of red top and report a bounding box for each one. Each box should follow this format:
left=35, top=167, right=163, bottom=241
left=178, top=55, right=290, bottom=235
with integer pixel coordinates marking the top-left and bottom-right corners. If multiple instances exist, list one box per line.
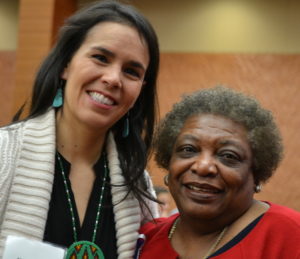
left=137, top=202, right=300, bottom=259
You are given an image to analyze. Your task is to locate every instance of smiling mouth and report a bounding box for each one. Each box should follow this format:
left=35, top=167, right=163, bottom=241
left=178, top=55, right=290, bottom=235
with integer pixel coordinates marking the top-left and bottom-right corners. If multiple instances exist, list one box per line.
left=185, top=184, right=222, bottom=194
left=88, top=91, right=115, bottom=105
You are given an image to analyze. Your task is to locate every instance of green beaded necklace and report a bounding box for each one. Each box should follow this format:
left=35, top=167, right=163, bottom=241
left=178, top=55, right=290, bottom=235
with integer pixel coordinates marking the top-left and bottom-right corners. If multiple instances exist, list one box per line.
left=57, top=152, right=108, bottom=259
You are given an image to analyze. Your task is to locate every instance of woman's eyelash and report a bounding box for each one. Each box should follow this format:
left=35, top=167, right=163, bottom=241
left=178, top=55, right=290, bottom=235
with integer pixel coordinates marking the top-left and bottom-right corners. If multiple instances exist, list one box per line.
left=92, top=54, right=108, bottom=63
left=218, top=152, right=243, bottom=166
left=222, top=153, right=239, bottom=159
left=176, top=145, right=196, bottom=153
left=124, top=68, right=140, bottom=78
left=91, top=54, right=143, bottom=79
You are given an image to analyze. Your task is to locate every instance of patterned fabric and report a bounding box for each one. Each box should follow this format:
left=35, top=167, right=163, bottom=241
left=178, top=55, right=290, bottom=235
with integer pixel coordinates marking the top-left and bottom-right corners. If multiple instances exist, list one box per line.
left=0, top=109, right=158, bottom=259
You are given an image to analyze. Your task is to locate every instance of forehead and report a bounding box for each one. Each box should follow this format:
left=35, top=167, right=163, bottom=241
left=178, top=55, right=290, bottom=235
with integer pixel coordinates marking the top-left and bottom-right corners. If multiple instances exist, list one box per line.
left=85, top=21, right=147, bottom=49
left=87, top=21, right=135, bottom=36
left=81, top=21, right=149, bottom=64
left=178, top=113, right=249, bottom=142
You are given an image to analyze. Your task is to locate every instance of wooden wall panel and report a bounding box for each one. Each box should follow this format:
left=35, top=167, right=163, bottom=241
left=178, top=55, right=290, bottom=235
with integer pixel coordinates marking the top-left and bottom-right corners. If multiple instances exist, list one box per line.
left=13, top=0, right=76, bottom=118
left=14, top=0, right=56, bottom=116
left=53, top=0, right=77, bottom=45
left=148, top=53, right=300, bottom=211
left=0, top=51, right=16, bottom=125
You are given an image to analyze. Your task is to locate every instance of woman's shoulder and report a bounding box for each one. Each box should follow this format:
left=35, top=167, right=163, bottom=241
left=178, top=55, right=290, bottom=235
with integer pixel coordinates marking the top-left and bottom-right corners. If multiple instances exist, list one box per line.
left=257, top=202, right=300, bottom=240
left=0, top=120, right=24, bottom=141
left=1, top=110, right=55, bottom=136
left=266, top=202, right=300, bottom=225
left=0, top=109, right=55, bottom=132
left=0, top=110, right=56, bottom=153
left=241, top=202, right=300, bottom=257
left=0, top=119, right=23, bottom=131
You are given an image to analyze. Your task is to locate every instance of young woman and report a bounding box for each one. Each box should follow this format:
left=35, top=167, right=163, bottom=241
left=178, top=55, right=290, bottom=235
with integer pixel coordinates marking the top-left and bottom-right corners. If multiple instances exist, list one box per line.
left=0, top=1, right=160, bottom=258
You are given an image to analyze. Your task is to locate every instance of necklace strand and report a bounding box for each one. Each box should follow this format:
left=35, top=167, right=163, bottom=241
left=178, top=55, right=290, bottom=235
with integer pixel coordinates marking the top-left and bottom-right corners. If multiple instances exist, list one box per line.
left=168, top=217, right=228, bottom=259
left=57, top=152, right=108, bottom=243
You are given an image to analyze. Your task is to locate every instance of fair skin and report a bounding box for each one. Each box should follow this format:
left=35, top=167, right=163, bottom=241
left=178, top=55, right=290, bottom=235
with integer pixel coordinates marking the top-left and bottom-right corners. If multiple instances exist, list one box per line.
left=56, top=22, right=149, bottom=225
left=167, top=114, right=269, bottom=259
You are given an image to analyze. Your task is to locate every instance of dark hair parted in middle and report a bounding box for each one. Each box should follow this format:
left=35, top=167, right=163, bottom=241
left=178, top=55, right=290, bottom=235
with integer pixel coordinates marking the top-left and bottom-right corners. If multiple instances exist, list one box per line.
left=30, top=1, right=159, bottom=148
left=25, top=1, right=159, bottom=204
left=154, top=86, right=283, bottom=185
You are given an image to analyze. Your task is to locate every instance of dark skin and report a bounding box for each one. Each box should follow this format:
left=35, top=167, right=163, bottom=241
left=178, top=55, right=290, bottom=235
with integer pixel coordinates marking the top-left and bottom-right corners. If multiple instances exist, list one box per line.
left=167, top=114, right=269, bottom=259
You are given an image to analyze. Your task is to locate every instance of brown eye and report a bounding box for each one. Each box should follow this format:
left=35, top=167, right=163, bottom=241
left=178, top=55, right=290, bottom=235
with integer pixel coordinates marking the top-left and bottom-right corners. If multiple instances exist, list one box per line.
left=218, top=151, right=241, bottom=166
left=175, top=145, right=197, bottom=158
left=92, top=54, right=108, bottom=63
left=124, top=67, right=141, bottom=79
left=182, top=146, right=195, bottom=153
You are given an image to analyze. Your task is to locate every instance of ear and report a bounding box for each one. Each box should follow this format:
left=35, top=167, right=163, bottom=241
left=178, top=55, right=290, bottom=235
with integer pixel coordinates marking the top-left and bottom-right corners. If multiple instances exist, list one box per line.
left=61, top=66, right=69, bottom=80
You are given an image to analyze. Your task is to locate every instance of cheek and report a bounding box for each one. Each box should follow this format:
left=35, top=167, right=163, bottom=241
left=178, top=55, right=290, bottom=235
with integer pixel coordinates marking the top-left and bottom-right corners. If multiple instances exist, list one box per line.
left=168, top=162, right=179, bottom=180
left=235, top=174, right=255, bottom=208
left=243, top=173, right=255, bottom=193
left=64, top=82, right=79, bottom=100
left=239, top=168, right=254, bottom=186
left=226, top=169, right=254, bottom=193
left=169, top=156, right=190, bottom=178
left=126, top=86, right=143, bottom=107
left=167, top=161, right=188, bottom=198
left=131, top=84, right=143, bottom=98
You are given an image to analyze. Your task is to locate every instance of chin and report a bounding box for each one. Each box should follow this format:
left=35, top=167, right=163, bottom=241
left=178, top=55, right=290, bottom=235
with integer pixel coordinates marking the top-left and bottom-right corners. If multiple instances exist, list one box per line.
left=179, top=204, right=217, bottom=220
left=78, top=112, right=113, bottom=130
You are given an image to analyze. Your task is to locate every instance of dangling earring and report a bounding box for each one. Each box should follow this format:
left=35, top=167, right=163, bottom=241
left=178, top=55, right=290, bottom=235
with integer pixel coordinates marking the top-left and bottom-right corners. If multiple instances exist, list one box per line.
left=164, top=174, right=169, bottom=186
left=122, top=112, right=129, bottom=138
left=254, top=184, right=262, bottom=193
left=52, top=88, right=63, bottom=108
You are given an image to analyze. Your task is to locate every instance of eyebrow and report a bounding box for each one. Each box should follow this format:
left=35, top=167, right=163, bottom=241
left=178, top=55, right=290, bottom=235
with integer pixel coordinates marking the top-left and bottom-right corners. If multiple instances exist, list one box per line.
left=178, top=135, right=246, bottom=151
left=219, top=140, right=246, bottom=153
left=93, top=46, right=115, bottom=57
left=92, top=46, right=146, bottom=72
left=177, top=134, right=199, bottom=143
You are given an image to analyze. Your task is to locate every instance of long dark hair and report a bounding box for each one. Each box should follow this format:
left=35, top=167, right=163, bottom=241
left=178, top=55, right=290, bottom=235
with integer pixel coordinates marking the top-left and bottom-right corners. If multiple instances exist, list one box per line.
left=15, top=0, right=160, bottom=209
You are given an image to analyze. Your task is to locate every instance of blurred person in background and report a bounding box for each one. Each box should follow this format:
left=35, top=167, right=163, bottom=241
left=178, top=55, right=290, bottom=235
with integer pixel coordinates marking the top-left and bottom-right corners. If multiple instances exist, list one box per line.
left=154, top=186, right=173, bottom=217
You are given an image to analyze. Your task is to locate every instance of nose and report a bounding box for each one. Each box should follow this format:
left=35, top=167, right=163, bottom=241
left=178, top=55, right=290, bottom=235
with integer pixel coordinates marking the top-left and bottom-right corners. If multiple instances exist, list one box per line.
left=190, top=153, right=218, bottom=176
left=101, top=65, right=122, bottom=88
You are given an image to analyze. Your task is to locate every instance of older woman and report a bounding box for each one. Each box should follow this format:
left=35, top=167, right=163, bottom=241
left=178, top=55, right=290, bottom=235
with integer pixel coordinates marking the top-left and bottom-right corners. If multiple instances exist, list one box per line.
left=138, top=87, right=300, bottom=259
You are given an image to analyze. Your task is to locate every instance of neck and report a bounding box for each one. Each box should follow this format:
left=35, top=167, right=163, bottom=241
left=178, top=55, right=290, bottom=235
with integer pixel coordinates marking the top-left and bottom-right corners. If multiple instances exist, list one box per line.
left=56, top=110, right=107, bottom=165
left=179, top=199, right=266, bottom=235
left=178, top=214, right=228, bottom=236
left=172, top=200, right=269, bottom=258
left=176, top=215, right=229, bottom=241
left=171, top=217, right=228, bottom=259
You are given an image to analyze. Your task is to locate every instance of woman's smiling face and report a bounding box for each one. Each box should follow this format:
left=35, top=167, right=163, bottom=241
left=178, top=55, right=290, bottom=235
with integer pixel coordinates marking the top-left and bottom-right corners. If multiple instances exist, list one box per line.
left=168, top=114, right=255, bottom=223
left=61, top=21, right=149, bottom=131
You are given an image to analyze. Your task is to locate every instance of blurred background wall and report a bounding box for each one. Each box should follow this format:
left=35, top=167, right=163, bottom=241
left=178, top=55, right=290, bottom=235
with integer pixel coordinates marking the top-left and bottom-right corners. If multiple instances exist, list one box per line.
left=0, top=0, right=299, bottom=211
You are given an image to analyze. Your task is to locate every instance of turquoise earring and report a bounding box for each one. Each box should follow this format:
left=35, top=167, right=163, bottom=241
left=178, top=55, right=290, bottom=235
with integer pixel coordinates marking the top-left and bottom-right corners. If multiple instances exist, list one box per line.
left=122, top=113, right=129, bottom=138
left=52, top=88, right=63, bottom=108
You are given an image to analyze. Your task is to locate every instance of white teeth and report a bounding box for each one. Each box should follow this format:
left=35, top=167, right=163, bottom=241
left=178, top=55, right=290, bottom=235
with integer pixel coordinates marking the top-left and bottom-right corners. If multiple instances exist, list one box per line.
left=189, top=185, right=202, bottom=191
left=89, top=92, right=114, bottom=105
left=187, top=185, right=219, bottom=193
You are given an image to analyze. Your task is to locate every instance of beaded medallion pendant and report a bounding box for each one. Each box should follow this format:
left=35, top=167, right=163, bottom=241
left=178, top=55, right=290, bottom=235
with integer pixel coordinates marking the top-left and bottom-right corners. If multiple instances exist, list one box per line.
left=65, top=241, right=104, bottom=259
left=57, top=152, right=108, bottom=259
